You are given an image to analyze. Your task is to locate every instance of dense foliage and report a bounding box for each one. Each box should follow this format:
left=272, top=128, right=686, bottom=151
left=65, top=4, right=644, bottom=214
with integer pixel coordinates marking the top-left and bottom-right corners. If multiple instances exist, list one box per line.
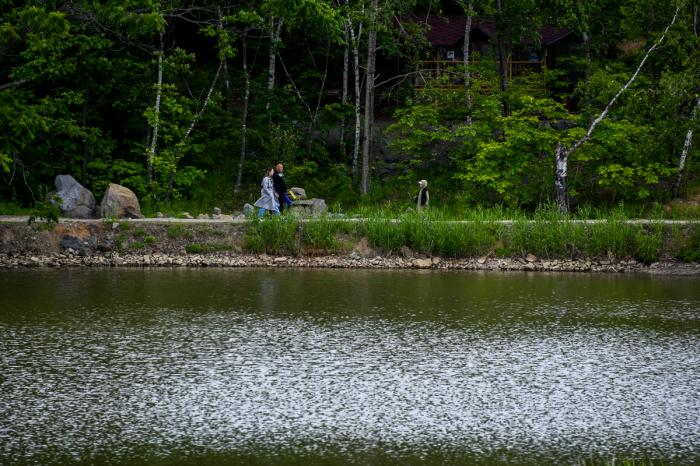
left=1, top=0, right=698, bottom=213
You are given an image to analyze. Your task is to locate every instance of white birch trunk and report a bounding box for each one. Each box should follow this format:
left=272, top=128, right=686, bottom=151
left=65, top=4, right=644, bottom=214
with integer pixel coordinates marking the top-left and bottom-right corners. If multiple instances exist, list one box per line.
left=266, top=17, right=284, bottom=123
left=147, top=32, right=164, bottom=186
left=350, top=20, right=363, bottom=185
left=340, top=23, right=350, bottom=159
left=234, top=32, right=251, bottom=199
left=674, top=97, right=700, bottom=197
left=554, top=6, right=682, bottom=214
left=165, top=59, right=224, bottom=201
left=463, top=2, right=473, bottom=125
left=361, top=0, right=378, bottom=194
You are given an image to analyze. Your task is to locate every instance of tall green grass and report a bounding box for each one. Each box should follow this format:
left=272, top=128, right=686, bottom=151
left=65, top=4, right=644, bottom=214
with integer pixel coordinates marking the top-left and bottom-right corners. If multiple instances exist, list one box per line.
left=238, top=210, right=699, bottom=263
left=243, top=216, right=300, bottom=255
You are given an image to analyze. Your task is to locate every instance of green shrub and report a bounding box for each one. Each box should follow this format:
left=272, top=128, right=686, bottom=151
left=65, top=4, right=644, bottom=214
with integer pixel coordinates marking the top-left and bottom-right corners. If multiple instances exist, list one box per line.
left=676, top=225, right=700, bottom=262
left=167, top=224, right=182, bottom=238
left=633, top=223, right=663, bottom=264
left=242, top=216, right=300, bottom=255
left=361, top=218, right=405, bottom=252
left=144, top=235, right=156, bottom=245
left=300, top=217, right=344, bottom=254
left=27, top=196, right=61, bottom=229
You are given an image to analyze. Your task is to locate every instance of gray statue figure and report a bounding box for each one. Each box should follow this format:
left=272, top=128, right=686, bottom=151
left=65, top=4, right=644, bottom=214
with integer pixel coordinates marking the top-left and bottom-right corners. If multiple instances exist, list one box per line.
left=416, top=179, right=429, bottom=211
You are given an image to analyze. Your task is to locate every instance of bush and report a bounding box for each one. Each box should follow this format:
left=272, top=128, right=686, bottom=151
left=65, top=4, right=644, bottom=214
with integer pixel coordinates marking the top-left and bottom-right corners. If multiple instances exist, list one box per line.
left=676, top=225, right=700, bottom=262
left=242, top=216, right=300, bottom=255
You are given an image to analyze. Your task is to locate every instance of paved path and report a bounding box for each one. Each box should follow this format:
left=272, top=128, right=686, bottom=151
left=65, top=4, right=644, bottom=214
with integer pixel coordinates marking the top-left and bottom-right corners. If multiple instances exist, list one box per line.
left=1, top=216, right=699, bottom=225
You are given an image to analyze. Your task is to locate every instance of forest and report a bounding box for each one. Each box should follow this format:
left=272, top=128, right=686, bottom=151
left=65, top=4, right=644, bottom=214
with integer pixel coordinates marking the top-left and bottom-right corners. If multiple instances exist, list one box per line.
left=1, top=0, right=698, bottom=215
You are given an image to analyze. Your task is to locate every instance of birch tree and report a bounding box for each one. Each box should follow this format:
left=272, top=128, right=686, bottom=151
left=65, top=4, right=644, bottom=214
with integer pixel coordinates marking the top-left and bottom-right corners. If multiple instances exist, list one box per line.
left=348, top=5, right=364, bottom=185
left=265, top=16, right=284, bottom=123
left=554, top=5, right=683, bottom=213
left=456, top=0, right=475, bottom=124
left=147, top=32, right=164, bottom=187
left=361, top=0, right=378, bottom=195
left=674, top=97, right=699, bottom=197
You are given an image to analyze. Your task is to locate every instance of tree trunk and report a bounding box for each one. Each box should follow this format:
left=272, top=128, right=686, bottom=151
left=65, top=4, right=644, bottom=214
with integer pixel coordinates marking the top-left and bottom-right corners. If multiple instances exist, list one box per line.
left=340, top=23, right=350, bottom=160
left=234, top=32, right=251, bottom=200
left=553, top=6, right=682, bottom=214
left=463, top=2, right=473, bottom=125
left=266, top=17, right=284, bottom=124
left=495, top=0, right=510, bottom=116
left=164, top=59, right=224, bottom=201
left=674, top=97, right=699, bottom=197
left=219, top=8, right=233, bottom=114
left=350, top=19, right=363, bottom=186
left=81, top=88, right=89, bottom=186
left=582, top=30, right=591, bottom=105
left=361, top=0, right=378, bottom=195
left=554, top=143, right=569, bottom=214
left=147, top=32, right=164, bottom=187
left=307, top=36, right=331, bottom=155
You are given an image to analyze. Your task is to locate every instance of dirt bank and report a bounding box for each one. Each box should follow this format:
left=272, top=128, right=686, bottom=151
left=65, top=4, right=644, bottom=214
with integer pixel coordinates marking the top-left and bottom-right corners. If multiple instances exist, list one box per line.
left=1, top=220, right=699, bottom=274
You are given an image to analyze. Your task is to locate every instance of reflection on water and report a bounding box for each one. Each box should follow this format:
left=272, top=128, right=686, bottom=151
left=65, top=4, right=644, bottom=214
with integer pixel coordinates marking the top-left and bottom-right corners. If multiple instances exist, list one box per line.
left=1, top=269, right=699, bottom=465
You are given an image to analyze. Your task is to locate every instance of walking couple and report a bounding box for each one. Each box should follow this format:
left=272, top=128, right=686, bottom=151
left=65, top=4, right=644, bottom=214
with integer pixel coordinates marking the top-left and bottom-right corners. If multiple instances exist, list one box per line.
left=254, top=163, right=292, bottom=218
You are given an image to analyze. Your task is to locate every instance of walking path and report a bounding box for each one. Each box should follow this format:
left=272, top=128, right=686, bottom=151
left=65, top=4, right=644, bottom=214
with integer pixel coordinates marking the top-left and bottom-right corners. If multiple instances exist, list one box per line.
left=1, top=216, right=699, bottom=225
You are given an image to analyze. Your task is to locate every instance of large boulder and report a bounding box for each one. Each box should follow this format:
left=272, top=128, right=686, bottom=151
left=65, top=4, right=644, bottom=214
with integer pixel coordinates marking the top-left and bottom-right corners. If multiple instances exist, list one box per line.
left=100, top=183, right=143, bottom=219
left=290, top=187, right=307, bottom=200
left=50, top=175, right=95, bottom=218
left=243, top=203, right=255, bottom=216
left=309, top=198, right=327, bottom=216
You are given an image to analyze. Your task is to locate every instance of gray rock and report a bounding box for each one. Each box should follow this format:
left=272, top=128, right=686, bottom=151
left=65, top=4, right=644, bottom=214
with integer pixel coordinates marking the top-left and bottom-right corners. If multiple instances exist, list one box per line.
left=309, top=198, right=327, bottom=216
left=51, top=175, right=95, bottom=218
left=100, top=183, right=143, bottom=219
left=182, top=212, right=193, bottom=219
left=290, top=187, right=307, bottom=200
left=413, top=258, right=432, bottom=268
left=61, top=236, right=84, bottom=251
left=156, top=212, right=165, bottom=218
left=213, top=207, right=221, bottom=216
left=243, top=203, right=255, bottom=216
left=197, top=214, right=209, bottom=220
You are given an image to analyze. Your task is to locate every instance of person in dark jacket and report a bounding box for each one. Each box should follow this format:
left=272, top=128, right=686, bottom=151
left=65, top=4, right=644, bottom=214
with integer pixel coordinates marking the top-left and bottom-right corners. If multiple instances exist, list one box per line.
left=272, top=163, right=292, bottom=212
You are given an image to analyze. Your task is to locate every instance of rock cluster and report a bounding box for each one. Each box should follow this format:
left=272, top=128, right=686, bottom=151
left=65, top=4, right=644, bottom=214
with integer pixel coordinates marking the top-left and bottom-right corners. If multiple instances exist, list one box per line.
left=1, top=252, right=698, bottom=275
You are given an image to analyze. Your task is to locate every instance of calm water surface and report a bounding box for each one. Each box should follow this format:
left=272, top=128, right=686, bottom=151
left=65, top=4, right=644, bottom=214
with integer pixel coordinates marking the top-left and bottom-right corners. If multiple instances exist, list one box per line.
left=1, top=269, right=699, bottom=465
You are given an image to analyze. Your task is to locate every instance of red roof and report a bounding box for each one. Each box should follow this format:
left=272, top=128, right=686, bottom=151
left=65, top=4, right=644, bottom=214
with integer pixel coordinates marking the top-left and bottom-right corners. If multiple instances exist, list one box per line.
left=404, top=14, right=572, bottom=47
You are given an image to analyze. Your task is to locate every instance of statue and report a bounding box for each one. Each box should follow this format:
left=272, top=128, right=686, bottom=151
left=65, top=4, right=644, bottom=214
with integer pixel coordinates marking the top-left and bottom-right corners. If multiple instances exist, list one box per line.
left=416, top=179, right=429, bottom=211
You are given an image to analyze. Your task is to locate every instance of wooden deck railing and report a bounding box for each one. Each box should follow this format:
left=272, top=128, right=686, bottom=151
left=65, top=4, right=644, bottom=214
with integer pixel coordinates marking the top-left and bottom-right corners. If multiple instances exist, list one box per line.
left=415, top=58, right=548, bottom=92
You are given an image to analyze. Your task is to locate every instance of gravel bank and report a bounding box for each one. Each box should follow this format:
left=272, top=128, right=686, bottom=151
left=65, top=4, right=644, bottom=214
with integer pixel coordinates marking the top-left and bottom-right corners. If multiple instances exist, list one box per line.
left=2, top=252, right=699, bottom=275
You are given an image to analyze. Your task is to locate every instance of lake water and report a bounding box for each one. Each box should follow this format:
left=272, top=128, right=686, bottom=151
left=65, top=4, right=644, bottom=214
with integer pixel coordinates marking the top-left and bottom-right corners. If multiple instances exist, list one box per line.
left=1, top=269, right=699, bottom=465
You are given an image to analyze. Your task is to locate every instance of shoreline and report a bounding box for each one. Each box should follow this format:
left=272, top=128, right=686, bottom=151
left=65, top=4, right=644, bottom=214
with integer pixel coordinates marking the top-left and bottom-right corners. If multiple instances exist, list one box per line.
left=1, top=217, right=699, bottom=275
left=2, top=252, right=700, bottom=275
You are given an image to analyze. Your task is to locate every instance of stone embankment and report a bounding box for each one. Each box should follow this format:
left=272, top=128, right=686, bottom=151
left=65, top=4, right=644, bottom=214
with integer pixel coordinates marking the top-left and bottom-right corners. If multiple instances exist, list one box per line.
left=2, top=251, right=700, bottom=275
left=1, top=218, right=699, bottom=274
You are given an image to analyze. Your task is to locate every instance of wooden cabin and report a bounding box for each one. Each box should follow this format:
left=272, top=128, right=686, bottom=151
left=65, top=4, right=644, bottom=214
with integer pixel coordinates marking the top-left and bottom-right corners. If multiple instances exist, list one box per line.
left=405, top=14, right=574, bottom=91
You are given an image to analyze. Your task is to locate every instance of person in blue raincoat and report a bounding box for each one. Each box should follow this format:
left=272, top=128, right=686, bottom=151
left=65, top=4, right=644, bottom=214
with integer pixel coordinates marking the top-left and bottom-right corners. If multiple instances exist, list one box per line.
left=254, top=167, right=280, bottom=218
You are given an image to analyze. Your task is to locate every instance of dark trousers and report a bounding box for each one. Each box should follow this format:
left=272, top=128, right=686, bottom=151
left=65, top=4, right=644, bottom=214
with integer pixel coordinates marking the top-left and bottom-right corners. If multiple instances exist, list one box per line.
left=278, top=193, right=292, bottom=212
